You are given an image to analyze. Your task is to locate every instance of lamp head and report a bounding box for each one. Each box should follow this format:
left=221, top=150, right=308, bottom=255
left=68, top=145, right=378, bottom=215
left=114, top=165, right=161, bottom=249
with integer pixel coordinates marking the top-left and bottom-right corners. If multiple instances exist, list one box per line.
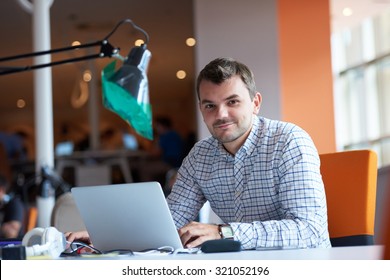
left=110, top=44, right=151, bottom=105
left=101, top=44, right=153, bottom=140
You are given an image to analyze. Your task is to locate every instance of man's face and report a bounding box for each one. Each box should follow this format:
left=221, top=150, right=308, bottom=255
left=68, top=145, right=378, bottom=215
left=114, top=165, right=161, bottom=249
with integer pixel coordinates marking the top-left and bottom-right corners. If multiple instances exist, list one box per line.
left=198, top=75, right=261, bottom=154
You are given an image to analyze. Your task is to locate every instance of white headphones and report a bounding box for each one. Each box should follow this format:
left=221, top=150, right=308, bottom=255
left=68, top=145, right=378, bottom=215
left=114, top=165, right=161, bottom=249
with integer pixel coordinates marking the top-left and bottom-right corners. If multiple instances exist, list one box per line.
left=22, top=227, right=67, bottom=258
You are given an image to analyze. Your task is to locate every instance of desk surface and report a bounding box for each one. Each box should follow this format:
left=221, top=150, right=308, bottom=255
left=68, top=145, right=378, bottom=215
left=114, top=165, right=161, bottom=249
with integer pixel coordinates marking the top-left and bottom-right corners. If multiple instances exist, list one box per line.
left=85, top=245, right=384, bottom=260
left=3, top=245, right=387, bottom=280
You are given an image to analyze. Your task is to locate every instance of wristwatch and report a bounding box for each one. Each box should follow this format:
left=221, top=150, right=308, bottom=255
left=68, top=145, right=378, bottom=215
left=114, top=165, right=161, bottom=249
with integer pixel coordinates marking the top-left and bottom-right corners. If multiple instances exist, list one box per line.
left=218, top=224, right=234, bottom=240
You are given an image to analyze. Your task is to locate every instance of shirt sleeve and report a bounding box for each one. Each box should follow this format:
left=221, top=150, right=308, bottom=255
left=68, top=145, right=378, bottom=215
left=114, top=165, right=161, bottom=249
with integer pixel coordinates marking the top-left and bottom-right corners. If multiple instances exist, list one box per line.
left=230, top=130, right=330, bottom=250
left=166, top=149, right=207, bottom=228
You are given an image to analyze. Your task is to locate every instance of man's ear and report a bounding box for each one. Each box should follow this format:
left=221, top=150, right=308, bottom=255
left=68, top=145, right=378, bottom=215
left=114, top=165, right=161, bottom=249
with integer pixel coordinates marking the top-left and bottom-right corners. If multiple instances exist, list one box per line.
left=253, top=92, right=262, bottom=114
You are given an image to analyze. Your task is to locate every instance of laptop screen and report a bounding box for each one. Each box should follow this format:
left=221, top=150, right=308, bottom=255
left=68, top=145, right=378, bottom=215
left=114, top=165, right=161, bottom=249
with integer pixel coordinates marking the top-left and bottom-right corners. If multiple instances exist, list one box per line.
left=55, top=141, right=74, bottom=156
left=71, top=182, right=183, bottom=252
left=122, top=133, right=138, bottom=150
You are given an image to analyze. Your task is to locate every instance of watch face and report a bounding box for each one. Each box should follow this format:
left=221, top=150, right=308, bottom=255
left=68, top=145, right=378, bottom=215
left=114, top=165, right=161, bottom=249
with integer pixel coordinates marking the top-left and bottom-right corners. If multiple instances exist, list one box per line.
left=221, top=226, right=234, bottom=239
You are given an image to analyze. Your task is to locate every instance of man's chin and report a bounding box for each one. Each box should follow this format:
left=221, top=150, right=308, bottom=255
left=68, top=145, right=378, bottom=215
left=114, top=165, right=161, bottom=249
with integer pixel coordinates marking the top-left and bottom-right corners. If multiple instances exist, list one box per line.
left=214, top=133, right=237, bottom=144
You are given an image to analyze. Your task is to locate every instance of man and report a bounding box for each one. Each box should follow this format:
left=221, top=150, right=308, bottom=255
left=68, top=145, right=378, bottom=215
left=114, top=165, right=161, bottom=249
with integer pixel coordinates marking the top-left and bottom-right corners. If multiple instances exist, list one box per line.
left=0, top=131, right=26, bottom=161
left=168, top=57, right=330, bottom=250
left=66, top=57, right=331, bottom=250
left=0, top=174, right=25, bottom=238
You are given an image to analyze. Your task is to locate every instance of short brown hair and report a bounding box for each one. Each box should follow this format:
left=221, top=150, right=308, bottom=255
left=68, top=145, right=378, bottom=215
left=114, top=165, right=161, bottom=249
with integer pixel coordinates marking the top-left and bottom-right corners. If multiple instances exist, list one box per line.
left=196, top=57, right=257, bottom=100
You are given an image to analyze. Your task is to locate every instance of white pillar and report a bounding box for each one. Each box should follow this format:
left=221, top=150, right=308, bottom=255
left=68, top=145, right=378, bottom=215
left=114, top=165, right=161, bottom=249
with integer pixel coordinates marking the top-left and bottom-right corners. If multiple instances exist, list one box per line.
left=32, top=0, right=54, bottom=172
left=18, top=0, right=55, bottom=228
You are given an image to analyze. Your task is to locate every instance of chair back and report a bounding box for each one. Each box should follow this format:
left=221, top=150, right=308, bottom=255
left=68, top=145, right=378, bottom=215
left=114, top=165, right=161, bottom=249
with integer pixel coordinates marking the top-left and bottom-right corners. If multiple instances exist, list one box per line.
left=50, top=192, right=86, bottom=232
left=319, top=150, right=378, bottom=246
left=25, top=206, right=38, bottom=232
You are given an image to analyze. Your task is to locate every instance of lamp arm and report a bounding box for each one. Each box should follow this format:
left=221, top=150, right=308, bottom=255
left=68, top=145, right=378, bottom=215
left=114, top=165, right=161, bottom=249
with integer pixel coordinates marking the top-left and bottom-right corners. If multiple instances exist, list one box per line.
left=0, top=54, right=102, bottom=75
left=0, top=40, right=102, bottom=63
left=0, top=40, right=120, bottom=76
left=0, top=18, right=150, bottom=76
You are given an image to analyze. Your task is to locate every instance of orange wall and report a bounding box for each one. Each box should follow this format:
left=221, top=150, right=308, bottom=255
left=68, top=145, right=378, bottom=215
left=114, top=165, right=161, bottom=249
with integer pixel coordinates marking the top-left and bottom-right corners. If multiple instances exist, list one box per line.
left=278, top=0, right=336, bottom=153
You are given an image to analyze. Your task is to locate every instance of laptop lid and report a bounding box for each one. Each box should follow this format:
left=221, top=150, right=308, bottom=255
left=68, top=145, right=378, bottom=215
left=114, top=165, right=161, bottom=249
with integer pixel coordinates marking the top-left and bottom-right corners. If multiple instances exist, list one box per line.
left=55, top=141, right=74, bottom=156
left=122, top=133, right=138, bottom=150
left=71, top=182, right=183, bottom=252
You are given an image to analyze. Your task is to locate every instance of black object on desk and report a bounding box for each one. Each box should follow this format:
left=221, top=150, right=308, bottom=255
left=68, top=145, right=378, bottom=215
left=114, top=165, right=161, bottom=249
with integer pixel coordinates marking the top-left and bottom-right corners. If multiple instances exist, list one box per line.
left=1, top=245, right=26, bottom=260
left=201, top=239, right=241, bottom=253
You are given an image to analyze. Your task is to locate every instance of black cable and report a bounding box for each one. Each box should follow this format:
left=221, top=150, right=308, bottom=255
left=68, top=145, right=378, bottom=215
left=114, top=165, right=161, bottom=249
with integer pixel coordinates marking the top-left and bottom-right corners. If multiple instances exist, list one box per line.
left=103, top=18, right=150, bottom=44
left=0, top=41, right=101, bottom=63
left=67, top=241, right=103, bottom=255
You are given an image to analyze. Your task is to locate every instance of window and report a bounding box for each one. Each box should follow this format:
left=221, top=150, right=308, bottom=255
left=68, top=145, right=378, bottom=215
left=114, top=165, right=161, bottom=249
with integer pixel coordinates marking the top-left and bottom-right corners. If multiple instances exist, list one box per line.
left=332, top=10, right=390, bottom=168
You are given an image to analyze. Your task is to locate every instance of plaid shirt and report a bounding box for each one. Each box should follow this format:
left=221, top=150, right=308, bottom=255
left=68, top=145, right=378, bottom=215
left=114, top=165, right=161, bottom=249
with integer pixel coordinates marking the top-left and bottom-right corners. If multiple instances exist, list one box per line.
left=167, top=116, right=331, bottom=250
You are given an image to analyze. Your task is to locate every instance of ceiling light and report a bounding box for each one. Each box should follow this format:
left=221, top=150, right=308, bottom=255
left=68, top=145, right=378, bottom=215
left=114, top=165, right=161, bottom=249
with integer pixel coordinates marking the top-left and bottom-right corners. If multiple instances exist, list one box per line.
left=16, top=99, right=26, bottom=108
left=135, top=39, right=145, bottom=46
left=342, top=7, right=353, bottom=17
left=176, top=70, right=186, bottom=79
left=186, top=37, right=196, bottom=47
left=83, top=70, right=92, bottom=82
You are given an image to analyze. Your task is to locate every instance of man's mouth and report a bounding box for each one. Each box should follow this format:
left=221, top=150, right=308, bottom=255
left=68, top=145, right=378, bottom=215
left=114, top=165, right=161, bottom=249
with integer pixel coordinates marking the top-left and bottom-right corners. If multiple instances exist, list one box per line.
left=214, top=121, right=234, bottom=129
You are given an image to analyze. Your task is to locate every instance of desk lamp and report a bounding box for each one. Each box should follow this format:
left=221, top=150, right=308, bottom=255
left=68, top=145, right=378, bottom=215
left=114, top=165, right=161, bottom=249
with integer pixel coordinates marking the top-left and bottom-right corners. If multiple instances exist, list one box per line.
left=0, top=18, right=153, bottom=140
left=0, top=18, right=153, bottom=227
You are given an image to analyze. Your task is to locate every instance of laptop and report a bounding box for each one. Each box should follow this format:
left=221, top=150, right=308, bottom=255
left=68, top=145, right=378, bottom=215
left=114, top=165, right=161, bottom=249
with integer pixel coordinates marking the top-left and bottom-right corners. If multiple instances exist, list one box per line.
left=122, top=133, right=138, bottom=150
left=71, top=182, right=184, bottom=252
left=55, top=141, right=74, bottom=156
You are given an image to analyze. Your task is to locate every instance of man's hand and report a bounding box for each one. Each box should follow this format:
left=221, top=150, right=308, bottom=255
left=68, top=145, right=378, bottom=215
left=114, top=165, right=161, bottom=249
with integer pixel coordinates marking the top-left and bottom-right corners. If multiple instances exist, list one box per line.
left=178, top=221, right=221, bottom=248
left=65, top=230, right=91, bottom=245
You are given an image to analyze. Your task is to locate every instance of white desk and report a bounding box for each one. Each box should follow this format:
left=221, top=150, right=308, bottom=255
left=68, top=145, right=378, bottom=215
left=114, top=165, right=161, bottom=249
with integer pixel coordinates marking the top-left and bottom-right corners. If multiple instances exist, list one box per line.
left=3, top=246, right=387, bottom=280
left=136, top=245, right=384, bottom=260
left=77, top=245, right=384, bottom=260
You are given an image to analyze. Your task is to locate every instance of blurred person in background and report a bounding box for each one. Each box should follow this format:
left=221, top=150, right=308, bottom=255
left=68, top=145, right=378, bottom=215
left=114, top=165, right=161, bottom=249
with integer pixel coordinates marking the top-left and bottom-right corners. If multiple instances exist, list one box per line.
left=0, top=174, right=25, bottom=238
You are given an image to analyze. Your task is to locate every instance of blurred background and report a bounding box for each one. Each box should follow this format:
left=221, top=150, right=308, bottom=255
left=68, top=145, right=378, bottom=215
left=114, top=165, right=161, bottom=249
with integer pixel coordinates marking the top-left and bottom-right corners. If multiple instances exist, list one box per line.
left=0, top=0, right=197, bottom=160
left=0, top=0, right=389, bottom=204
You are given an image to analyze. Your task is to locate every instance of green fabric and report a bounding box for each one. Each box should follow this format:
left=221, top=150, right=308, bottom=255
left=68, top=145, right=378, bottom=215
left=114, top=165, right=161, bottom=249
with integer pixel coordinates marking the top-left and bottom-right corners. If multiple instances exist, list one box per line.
left=101, top=61, right=153, bottom=140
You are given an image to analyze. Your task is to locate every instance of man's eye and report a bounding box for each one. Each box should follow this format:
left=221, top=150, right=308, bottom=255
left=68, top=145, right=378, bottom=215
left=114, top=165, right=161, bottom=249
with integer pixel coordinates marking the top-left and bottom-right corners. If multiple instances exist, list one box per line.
left=205, top=104, right=215, bottom=109
left=228, top=100, right=238, bottom=105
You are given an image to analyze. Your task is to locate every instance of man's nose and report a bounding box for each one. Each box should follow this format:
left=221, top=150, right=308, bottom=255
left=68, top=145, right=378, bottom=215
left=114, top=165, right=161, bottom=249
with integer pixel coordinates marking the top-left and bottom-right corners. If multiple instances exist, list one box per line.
left=216, top=105, right=229, bottom=118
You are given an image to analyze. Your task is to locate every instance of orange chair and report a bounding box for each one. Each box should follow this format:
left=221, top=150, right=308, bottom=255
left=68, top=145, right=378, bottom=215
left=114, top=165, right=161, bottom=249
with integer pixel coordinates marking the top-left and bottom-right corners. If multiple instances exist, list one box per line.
left=25, top=206, right=38, bottom=232
left=319, top=150, right=378, bottom=247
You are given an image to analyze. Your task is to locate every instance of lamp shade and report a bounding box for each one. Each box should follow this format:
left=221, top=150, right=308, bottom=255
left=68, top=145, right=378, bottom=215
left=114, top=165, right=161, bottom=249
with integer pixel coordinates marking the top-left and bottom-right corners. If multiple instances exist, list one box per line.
left=102, top=44, right=153, bottom=140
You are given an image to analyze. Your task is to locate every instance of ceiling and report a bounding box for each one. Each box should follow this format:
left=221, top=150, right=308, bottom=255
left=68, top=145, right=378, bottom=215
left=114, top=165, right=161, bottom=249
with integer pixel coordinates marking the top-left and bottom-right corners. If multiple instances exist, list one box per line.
left=331, top=0, right=390, bottom=32
left=1, top=0, right=390, bottom=135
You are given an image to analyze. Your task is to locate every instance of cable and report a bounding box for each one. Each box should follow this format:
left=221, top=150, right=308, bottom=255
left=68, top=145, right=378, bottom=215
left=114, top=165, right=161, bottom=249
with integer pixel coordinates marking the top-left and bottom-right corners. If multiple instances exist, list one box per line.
left=103, top=19, right=150, bottom=45
left=64, top=241, right=135, bottom=257
left=65, top=240, right=103, bottom=255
